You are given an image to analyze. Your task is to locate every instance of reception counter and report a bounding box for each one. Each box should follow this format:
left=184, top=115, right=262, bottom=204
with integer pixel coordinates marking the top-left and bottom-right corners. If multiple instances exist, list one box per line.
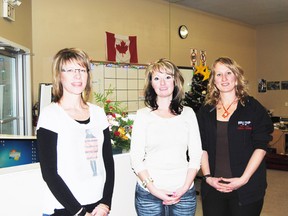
left=0, top=153, right=137, bottom=216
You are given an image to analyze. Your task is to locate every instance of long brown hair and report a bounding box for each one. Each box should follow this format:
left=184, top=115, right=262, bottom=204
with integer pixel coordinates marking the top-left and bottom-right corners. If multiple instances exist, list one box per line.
left=144, top=58, right=184, bottom=115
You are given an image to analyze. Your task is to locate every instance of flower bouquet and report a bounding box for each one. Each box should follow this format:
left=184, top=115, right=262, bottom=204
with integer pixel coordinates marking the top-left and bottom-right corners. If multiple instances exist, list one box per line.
left=94, top=87, right=134, bottom=152
left=107, top=113, right=133, bottom=152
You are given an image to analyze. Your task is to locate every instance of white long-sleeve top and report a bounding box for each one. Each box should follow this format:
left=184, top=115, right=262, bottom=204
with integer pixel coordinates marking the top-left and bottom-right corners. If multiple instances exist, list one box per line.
left=130, top=106, right=202, bottom=192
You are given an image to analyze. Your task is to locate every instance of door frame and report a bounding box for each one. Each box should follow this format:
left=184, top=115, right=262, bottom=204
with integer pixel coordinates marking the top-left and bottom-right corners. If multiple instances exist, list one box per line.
left=0, top=36, right=32, bottom=135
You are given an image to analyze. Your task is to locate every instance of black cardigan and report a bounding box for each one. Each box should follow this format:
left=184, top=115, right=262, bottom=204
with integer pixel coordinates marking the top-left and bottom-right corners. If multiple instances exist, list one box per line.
left=197, top=96, right=273, bottom=205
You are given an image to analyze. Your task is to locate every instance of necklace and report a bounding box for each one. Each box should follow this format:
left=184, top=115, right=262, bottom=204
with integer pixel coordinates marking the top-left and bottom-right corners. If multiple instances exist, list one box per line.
left=221, top=98, right=237, bottom=118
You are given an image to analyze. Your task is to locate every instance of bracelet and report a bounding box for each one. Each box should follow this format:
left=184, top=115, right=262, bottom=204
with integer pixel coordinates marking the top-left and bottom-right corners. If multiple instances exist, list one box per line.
left=202, top=174, right=212, bottom=182
left=76, top=207, right=86, bottom=216
left=142, top=177, right=154, bottom=188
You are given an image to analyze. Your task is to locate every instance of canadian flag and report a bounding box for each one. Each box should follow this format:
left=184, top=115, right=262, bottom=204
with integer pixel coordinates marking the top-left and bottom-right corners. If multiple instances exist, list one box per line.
left=106, top=31, right=138, bottom=63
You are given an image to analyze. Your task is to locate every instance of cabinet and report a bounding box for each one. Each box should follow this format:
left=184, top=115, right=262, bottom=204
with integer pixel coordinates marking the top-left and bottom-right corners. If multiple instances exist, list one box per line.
left=0, top=153, right=136, bottom=216
left=268, top=129, right=288, bottom=154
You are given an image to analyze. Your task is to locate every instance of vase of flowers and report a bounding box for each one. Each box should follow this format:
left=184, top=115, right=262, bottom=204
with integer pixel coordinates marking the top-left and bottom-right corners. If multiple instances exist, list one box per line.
left=94, top=87, right=133, bottom=153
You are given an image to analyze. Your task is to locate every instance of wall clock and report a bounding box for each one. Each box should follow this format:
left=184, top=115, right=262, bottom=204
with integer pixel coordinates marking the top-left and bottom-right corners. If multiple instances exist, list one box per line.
left=178, top=25, right=188, bottom=39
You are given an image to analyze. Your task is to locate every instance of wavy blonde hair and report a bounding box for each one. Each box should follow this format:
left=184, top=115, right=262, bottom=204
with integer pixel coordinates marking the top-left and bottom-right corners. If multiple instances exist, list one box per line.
left=205, top=57, right=249, bottom=106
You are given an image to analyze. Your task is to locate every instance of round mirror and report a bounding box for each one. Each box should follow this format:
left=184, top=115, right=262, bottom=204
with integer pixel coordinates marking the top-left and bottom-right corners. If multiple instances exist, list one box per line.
left=179, top=25, right=188, bottom=39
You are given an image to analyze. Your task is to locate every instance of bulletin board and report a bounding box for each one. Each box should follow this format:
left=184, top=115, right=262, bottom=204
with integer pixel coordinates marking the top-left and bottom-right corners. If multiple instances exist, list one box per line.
left=91, top=62, right=194, bottom=113
left=91, top=61, right=147, bottom=113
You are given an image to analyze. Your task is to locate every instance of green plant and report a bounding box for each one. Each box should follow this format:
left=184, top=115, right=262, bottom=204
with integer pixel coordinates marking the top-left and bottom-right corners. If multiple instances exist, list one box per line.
left=94, top=87, right=133, bottom=151
left=94, top=87, right=126, bottom=115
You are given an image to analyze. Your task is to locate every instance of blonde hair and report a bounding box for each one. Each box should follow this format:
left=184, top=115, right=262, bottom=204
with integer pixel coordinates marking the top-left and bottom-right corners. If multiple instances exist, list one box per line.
left=205, top=56, right=249, bottom=106
left=52, top=48, right=91, bottom=103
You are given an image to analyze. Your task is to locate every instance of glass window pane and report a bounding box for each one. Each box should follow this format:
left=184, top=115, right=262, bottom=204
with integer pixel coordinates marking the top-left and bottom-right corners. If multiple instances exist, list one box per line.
left=0, top=54, right=18, bottom=134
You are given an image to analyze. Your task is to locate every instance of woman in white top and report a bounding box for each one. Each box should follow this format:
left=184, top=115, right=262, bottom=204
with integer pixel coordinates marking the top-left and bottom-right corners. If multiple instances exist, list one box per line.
left=130, top=58, right=202, bottom=216
left=37, top=48, right=114, bottom=216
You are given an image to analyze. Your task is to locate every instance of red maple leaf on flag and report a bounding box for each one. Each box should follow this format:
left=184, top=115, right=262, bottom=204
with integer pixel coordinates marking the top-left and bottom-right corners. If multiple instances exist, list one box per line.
left=116, top=41, right=128, bottom=56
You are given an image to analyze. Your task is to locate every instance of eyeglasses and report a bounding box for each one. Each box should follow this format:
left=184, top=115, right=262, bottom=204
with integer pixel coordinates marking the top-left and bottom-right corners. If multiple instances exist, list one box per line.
left=61, top=68, right=87, bottom=73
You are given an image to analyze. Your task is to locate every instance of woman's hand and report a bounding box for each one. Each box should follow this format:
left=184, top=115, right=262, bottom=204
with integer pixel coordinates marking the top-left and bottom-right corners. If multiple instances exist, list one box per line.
left=149, top=186, right=180, bottom=205
left=91, top=203, right=110, bottom=216
left=206, top=177, right=233, bottom=193
left=168, top=185, right=189, bottom=202
left=219, top=177, right=248, bottom=191
left=162, top=167, right=197, bottom=205
left=207, top=176, right=248, bottom=193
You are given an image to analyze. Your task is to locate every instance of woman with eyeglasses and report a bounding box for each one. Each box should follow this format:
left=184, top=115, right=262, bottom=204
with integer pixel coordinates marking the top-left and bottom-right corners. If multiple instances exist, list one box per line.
left=197, top=57, right=273, bottom=216
left=130, top=58, right=202, bottom=216
left=37, top=48, right=114, bottom=216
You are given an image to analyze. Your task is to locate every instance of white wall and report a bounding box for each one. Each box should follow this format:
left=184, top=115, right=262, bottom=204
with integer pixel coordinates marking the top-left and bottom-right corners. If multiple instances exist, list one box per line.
left=0, top=153, right=137, bottom=216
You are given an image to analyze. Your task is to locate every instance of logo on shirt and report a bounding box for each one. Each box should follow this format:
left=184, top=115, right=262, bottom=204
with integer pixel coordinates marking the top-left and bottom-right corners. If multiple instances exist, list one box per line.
left=85, top=129, right=99, bottom=176
left=237, top=121, right=252, bottom=130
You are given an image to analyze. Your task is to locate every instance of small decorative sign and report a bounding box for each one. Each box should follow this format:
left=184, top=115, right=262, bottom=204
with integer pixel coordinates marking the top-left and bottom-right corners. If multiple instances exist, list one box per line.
left=200, top=50, right=207, bottom=66
left=190, top=49, right=197, bottom=67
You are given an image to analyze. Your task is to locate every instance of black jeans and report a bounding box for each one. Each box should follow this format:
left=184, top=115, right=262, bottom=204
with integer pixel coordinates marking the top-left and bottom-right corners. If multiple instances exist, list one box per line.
left=202, top=187, right=264, bottom=216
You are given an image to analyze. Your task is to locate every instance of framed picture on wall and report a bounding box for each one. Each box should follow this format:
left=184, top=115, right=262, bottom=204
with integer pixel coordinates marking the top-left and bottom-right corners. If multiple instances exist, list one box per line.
left=267, top=81, right=280, bottom=90
left=258, top=79, right=267, bottom=93
left=281, top=81, right=288, bottom=90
